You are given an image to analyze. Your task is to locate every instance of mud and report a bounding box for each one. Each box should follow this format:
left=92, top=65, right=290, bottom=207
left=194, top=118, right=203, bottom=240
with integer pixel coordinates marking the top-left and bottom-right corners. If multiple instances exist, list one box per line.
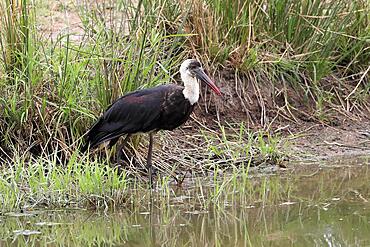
left=287, top=121, right=370, bottom=160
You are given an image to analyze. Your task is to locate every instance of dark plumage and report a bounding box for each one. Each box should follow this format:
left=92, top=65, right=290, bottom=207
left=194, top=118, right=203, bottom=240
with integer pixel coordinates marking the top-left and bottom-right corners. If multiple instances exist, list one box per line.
left=81, top=59, right=221, bottom=184
left=81, top=84, right=193, bottom=152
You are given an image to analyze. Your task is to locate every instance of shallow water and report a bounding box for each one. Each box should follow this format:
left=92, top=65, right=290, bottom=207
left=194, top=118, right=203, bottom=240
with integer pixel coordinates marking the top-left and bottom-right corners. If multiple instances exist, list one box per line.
left=1, top=157, right=370, bottom=246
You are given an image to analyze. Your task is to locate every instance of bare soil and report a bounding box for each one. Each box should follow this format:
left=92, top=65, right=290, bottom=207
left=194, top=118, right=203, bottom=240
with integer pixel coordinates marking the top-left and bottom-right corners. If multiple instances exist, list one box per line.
left=37, top=0, right=84, bottom=41
left=278, top=121, right=370, bottom=160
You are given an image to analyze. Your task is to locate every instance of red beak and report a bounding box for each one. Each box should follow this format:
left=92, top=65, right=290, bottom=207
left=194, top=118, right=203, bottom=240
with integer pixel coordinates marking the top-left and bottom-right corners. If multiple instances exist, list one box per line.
left=194, top=68, right=222, bottom=96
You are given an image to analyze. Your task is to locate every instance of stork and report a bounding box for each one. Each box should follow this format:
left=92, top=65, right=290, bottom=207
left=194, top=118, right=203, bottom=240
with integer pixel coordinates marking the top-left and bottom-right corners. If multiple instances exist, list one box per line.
left=81, top=59, right=221, bottom=184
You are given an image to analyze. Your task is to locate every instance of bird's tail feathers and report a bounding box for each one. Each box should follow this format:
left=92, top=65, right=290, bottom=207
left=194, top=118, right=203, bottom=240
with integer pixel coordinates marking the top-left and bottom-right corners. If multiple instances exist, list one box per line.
left=80, top=131, right=113, bottom=153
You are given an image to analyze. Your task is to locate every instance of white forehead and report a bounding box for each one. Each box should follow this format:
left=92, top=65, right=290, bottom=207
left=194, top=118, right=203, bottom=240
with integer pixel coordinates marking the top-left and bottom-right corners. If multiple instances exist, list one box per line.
left=180, top=59, right=199, bottom=74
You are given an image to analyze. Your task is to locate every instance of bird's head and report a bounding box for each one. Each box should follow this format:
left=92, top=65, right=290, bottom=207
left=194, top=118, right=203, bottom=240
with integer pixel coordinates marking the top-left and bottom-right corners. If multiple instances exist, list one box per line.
left=180, top=59, right=221, bottom=96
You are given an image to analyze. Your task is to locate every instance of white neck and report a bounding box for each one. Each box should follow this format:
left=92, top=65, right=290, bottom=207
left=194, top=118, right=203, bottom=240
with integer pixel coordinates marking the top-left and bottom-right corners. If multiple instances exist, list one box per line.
left=181, top=73, right=199, bottom=105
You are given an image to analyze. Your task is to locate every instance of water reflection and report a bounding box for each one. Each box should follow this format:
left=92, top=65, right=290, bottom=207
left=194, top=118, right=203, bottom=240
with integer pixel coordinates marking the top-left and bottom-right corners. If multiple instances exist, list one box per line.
left=1, top=162, right=369, bottom=246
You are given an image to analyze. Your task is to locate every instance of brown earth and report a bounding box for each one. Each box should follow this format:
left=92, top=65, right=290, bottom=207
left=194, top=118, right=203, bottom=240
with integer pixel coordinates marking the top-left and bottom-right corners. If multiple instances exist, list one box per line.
left=273, top=120, right=370, bottom=160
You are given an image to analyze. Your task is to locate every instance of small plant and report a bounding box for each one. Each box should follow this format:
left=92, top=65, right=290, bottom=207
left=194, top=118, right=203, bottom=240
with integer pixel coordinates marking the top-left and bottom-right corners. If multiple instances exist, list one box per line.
left=203, top=122, right=284, bottom=168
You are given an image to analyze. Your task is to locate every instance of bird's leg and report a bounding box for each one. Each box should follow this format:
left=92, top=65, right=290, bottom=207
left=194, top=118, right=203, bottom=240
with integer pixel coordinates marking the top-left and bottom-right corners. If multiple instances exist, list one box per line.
left=147, top=133, right=155, bottom=187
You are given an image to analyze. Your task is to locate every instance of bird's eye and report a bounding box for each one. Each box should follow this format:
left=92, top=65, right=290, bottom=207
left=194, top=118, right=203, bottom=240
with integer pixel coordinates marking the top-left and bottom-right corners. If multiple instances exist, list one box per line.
left=187, top=69, right=195, bottom=77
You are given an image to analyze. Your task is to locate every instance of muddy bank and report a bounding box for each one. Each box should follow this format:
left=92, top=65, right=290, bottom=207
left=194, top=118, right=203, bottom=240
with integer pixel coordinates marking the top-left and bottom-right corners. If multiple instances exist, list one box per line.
left=287, top=121, right=370, bottom=160
left=191, top=65, right=370, bottom=162
left=191, top=89, right=370, bottom=163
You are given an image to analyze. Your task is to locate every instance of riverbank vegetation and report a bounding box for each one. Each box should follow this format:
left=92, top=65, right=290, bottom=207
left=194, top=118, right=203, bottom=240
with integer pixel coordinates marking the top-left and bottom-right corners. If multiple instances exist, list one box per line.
left=0, top=0, right=369, bottom=210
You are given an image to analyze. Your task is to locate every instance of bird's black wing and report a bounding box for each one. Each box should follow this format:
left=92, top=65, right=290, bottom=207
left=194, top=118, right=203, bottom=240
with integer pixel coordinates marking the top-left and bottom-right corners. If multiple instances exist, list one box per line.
left=82, top=85, right=172, bottom=151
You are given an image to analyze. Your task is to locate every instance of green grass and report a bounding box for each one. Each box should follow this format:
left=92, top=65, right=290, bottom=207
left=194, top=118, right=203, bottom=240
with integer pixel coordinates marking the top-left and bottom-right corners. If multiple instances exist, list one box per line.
left=201, top=122, right=283, bottom=168
left=0, top=154, right=128, bottom=211
left=189, top=0, right=369, bottom=73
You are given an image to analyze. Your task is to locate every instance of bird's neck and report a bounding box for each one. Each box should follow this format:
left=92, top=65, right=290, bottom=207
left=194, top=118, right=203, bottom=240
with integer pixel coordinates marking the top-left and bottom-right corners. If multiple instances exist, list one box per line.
left=182, top=74, right=199, bottom=105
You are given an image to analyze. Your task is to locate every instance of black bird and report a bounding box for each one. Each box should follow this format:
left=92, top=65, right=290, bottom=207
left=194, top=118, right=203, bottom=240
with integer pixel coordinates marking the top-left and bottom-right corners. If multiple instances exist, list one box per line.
left=81, top=59, right=221, bottom=183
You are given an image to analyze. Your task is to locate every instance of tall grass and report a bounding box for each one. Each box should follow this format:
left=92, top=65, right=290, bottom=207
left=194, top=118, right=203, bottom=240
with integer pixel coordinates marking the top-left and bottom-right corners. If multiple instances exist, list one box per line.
left=0, top=0, right=32, bottom=80
left=0, top=0, right=188, bottom=160
left=184, top=0, right=369, bottom=121
left=189, top=0, right=369, bottom=75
